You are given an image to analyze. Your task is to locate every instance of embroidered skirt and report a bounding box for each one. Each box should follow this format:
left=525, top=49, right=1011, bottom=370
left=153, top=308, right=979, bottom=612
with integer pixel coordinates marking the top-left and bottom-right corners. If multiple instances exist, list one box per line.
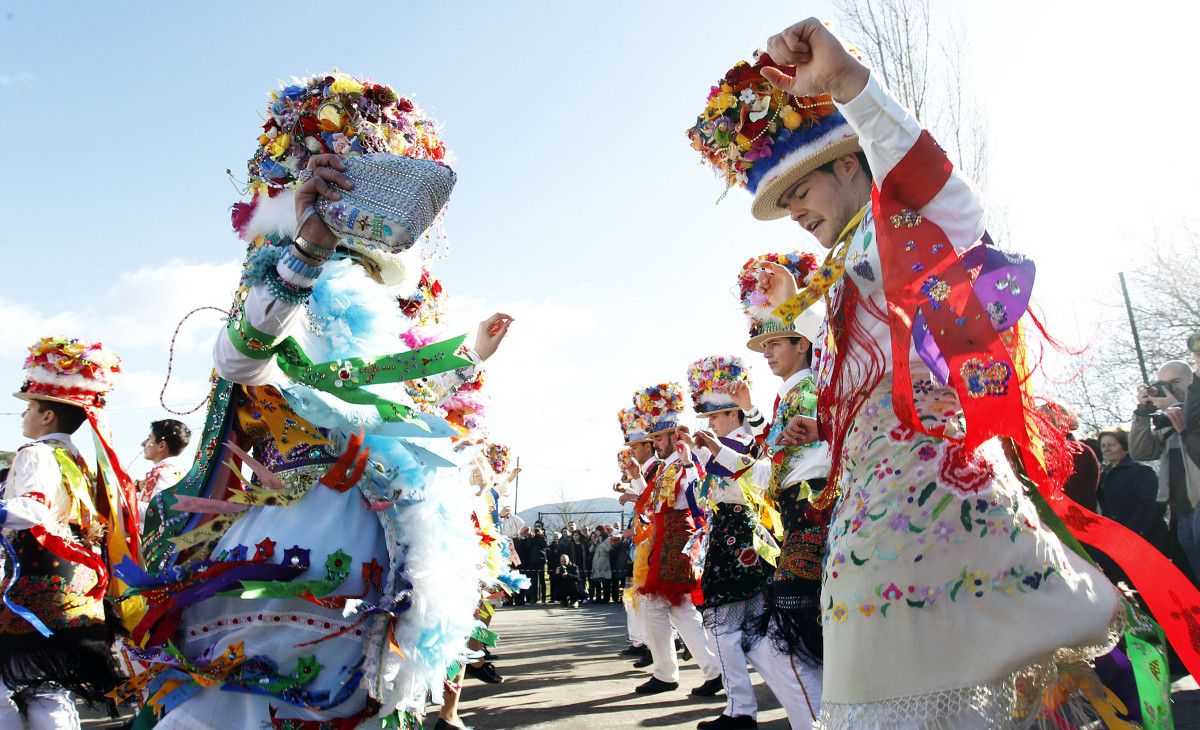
left=0, top=528, right=121, bottom=705
left=700, top=503, right=770, bottom=613
left=818, top=380, right=1118, bottom=727
left=638, top=509, right=702, bottom=606
left=743, top=483, right=826, bottom=665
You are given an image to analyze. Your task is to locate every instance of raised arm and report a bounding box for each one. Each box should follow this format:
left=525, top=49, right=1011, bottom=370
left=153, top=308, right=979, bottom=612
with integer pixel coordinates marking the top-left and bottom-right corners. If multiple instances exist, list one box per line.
left=765, top=18, right=984, bottom=250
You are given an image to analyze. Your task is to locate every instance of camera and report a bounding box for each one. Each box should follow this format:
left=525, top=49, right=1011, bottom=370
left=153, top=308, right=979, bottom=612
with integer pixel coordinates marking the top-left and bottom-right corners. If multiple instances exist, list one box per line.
left=1145, top=380, right=1173, bottom=399
left=1152, top=413, right=1175, bottom=430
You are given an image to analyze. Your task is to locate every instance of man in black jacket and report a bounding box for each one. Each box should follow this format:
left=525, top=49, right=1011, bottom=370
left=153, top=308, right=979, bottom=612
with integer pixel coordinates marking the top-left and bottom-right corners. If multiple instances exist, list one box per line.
left=526, top=524, right=549, bottom=604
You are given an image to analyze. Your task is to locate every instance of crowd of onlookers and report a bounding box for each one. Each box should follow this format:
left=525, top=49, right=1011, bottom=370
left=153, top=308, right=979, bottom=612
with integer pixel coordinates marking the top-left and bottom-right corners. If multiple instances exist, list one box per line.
left=1064, top=347, right=1200, bottom=589
left=508, top=520, right=633, bottom=608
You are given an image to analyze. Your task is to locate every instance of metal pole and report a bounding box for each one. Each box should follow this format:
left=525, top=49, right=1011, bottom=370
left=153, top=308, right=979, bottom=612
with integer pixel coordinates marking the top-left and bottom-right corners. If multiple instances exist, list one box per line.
left=1119, top=272, right=1151, bottom=384
left=512, top=456, right=520, bottom=514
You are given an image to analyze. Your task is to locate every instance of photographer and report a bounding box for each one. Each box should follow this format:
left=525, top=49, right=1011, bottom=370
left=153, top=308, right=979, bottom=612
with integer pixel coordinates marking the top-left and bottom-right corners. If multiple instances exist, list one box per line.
left=1131, top=359, right=1200, bottom=577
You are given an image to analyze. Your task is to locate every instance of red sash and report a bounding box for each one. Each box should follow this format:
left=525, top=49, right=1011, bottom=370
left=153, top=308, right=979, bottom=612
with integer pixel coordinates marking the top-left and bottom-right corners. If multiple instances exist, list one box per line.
left=874, top=131, right=1200, bottom=677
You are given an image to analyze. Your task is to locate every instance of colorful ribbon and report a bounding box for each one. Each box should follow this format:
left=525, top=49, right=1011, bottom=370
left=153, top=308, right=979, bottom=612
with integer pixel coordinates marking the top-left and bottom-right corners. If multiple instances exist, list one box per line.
left=0, top=507, right=53, bottom=637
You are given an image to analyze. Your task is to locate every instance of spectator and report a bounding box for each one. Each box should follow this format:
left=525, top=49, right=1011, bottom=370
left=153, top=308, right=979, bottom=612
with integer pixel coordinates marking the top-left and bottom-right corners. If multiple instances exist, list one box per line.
left=527, top=523, right=548, bottom=603
left=513, top=527, right=532, bottom=606
left=1099, top=429, right=1168, bottom=549
left=1040, top=401, right=1100, bottom=512
left=610, top=533, right=629, bottom=602
left=555, top=554, right=584, bottom=608
left=574, top=531, right=592, bottom=599
left=590, top=531, right=612, bottom=603
left=1131, top=360, right=1200, bottom=579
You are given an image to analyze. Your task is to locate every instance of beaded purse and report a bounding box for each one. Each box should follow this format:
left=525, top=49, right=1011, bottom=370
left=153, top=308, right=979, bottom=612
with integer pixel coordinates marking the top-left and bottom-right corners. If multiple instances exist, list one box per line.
left=314, top=153, right=457, bottom=252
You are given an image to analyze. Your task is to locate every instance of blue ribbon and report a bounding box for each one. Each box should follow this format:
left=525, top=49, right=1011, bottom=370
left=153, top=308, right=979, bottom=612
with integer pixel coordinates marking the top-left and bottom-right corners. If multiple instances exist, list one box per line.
left=0, top=506, right=54, bottom=638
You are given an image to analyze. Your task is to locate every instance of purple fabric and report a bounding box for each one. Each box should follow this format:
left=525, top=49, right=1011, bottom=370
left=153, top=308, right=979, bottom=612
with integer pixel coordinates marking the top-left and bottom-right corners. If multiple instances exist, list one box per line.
left=910, top=242, right=1036, bottom=384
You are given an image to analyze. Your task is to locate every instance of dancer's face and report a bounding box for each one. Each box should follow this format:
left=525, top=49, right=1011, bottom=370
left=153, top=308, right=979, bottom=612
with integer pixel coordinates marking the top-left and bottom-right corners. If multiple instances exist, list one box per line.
left=780, top=155, right=871, bottom=248
left=629, top=441, right=655, bottom=465
left=762, top=337, right=810, bottom=379
left=705, top=409, right=742, bottom=438
left=651, top=430, right=677, bottom=459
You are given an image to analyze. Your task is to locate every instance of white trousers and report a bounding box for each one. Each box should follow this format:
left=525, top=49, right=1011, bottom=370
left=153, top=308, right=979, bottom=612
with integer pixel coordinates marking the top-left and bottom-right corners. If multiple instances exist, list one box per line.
left=0, top=681, right=80, bottom=730
left=625, top=595, right=646, bottom=646
left=711, top=626, right=822, bottom=729
left=642, top=596, right=720, bottom=684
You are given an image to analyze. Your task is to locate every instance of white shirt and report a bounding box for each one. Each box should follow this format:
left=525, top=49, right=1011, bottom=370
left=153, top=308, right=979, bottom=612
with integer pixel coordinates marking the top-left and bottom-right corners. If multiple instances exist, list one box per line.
left=2, top=433, right=80, bottom=529
left=700, top=426, right=771, bottom=505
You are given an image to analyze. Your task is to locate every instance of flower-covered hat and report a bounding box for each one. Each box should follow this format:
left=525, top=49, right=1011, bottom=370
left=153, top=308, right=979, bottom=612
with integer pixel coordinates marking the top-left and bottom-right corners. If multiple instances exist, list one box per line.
left=485, top=442, right=511, bottom=474
left=233, top=71, right=454, bottom=272
left=633, top=383, right=686, bottom=435
left=738, top=251, right=826, bottom=351
left=618, top=407, right=650, bottom=445
left=687, top=51, right=860, bottom=221
left=14, top=337, right=121, bottom=409
left=687, top=355, right=750, bottom=417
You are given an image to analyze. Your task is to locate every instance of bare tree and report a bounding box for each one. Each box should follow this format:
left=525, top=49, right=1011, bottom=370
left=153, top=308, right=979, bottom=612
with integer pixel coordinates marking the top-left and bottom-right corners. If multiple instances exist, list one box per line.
left=833, top=0, right=991, bottom=198
left=1047, top=231, right=1200, bottom=435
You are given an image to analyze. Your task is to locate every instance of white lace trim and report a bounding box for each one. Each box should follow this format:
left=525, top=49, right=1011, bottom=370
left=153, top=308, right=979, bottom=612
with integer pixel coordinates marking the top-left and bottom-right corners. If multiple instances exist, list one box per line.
left=819, top=630, right=1121, bottom=729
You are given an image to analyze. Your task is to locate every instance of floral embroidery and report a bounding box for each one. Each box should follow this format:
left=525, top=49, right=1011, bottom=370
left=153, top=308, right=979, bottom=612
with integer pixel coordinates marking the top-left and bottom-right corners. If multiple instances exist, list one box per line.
left=938, top=441, right=994, bottom=496
left=960, top=358, right=1013, bottom=398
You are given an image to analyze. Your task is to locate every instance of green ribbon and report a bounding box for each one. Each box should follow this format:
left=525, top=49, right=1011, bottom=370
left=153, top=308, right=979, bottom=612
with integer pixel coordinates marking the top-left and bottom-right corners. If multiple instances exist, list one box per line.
left=471, top=624, right=499, bottom=648
left=226, top=315, right=472, bottom=425
left=1126, top=625, right=1173, bottom=729
left=222, top=550, right=353, bottom=600
left=273, top=334, right=470, bottom=425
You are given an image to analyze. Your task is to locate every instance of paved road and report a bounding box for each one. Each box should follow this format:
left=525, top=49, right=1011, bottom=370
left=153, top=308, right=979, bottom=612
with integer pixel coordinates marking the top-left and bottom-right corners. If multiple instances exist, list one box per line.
left=82, top=601, right=1200, bottom=728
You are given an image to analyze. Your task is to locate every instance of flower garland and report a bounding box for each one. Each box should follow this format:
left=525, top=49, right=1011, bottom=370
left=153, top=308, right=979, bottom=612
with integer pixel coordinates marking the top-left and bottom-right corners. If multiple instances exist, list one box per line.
left=248, top=71, right=448, bottom=195
left=687, top=52, right=836, bottom=193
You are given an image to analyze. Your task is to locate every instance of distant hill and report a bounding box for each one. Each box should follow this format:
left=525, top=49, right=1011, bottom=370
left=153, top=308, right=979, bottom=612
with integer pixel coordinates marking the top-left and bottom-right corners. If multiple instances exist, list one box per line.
left=518, top=497, right=630, bottom=531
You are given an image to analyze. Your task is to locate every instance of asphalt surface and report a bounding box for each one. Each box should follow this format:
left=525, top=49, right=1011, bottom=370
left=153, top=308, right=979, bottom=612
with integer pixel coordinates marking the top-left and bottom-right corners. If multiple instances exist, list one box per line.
left=81, top=601, right=1200, bottom=728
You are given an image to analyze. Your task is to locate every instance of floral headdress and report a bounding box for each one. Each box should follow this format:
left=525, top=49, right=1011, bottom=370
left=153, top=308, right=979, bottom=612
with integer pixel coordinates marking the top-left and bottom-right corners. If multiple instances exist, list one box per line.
left=633, top=383, right=686, bottom=435
left=484, top=443, right=511, bottom=475
left=249, top=71, right=447, bottom=194
left=687, top=355, right=750, bottom=416
left=687, top=49, right=860, bottom=221
left=737, top=251, right=826, bottom=351
left=15, top=337, right=121, bottom=409
left=617, top=406, right=650, bottom=445
left=230, top=71, right=452, bottom=295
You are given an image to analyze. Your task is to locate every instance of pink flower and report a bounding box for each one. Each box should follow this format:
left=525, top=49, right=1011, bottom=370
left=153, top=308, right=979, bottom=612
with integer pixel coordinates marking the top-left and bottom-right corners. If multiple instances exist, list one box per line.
left=882, top=583, right=904, bottom=601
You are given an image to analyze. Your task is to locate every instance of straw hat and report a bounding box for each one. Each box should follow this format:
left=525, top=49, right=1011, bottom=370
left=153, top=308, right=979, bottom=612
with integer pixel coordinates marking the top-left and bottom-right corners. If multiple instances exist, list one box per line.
left=633, top=383, right=685, bottom=436
left=14, top=337, right=120, bottom=409
left=687, top=355, right=750, bottom=417
left=737, top=251, right=826, bottom=351
left=687, top=51, right=860, bottom=221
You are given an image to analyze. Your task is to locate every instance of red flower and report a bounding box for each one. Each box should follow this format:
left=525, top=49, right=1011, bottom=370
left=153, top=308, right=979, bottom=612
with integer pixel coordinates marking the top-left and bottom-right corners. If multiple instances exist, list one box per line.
left=889, top=423, right=915, bottom=442
left=738, top=548, right=758, bottom=567
left=396, top=98, right=414, bottom=113
left=937, top=441, right=994, bottom=496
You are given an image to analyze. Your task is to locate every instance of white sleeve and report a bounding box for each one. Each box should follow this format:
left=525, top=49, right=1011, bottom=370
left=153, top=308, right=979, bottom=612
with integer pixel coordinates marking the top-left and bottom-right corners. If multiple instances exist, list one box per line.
left=3, top=446, right=71, bottom=524
left=836, top=73, right=985, bottom=251
left=213, top=257, right=319, bottom=386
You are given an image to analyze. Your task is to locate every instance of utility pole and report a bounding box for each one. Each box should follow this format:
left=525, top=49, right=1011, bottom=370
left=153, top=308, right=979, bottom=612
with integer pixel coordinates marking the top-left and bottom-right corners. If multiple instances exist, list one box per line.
left=1119, top=272, right=1151, bottom=384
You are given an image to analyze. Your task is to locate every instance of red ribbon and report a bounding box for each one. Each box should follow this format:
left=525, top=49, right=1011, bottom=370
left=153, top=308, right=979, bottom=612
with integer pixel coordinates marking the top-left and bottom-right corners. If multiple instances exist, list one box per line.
left=875, top=131, right=1200, bottom=678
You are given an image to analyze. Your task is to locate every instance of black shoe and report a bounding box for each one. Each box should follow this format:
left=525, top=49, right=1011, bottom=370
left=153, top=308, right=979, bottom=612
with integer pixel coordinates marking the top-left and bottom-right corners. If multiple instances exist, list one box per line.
left=434, top=720, right=470, bottom=730
left=675, top=637, right=685, bottom=651
left=681, top=646, right=692, bottom=661
left=635, top=676, right=679, bottom=694
left=697, top=714, right=757, bottom=729
left=621, top=644, right=644, bottom=656
left=464, top=662, right=503, bottom=684
left=689, top=677, right=724, bottom=697
left=632, top=647, right=653, bottom=668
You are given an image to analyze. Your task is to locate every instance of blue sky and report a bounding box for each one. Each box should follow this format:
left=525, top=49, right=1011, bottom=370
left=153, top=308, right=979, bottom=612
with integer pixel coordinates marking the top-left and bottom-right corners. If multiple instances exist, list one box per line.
left=2, top=0, right=1198, bottom=510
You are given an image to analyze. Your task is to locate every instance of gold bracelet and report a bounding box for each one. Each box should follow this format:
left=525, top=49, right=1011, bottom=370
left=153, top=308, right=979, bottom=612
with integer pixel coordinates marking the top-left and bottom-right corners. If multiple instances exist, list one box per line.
left=294, top=235, right=335, bottom=262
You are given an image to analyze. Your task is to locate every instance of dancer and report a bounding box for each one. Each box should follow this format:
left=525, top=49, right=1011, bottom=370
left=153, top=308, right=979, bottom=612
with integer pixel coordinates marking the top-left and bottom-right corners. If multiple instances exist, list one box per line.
left=0, top=337, right=133, bottom=729
left=624, top=384, right=722, bottom=696
left=616, top=408, right=654, bottom=665
left=123, top=71, right=510, bottom=728
left=135, top=419, right=191, bottom=523
left=684, top=20, right=1198, bottom=725
left=685, top=355, right=819, bottom=730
